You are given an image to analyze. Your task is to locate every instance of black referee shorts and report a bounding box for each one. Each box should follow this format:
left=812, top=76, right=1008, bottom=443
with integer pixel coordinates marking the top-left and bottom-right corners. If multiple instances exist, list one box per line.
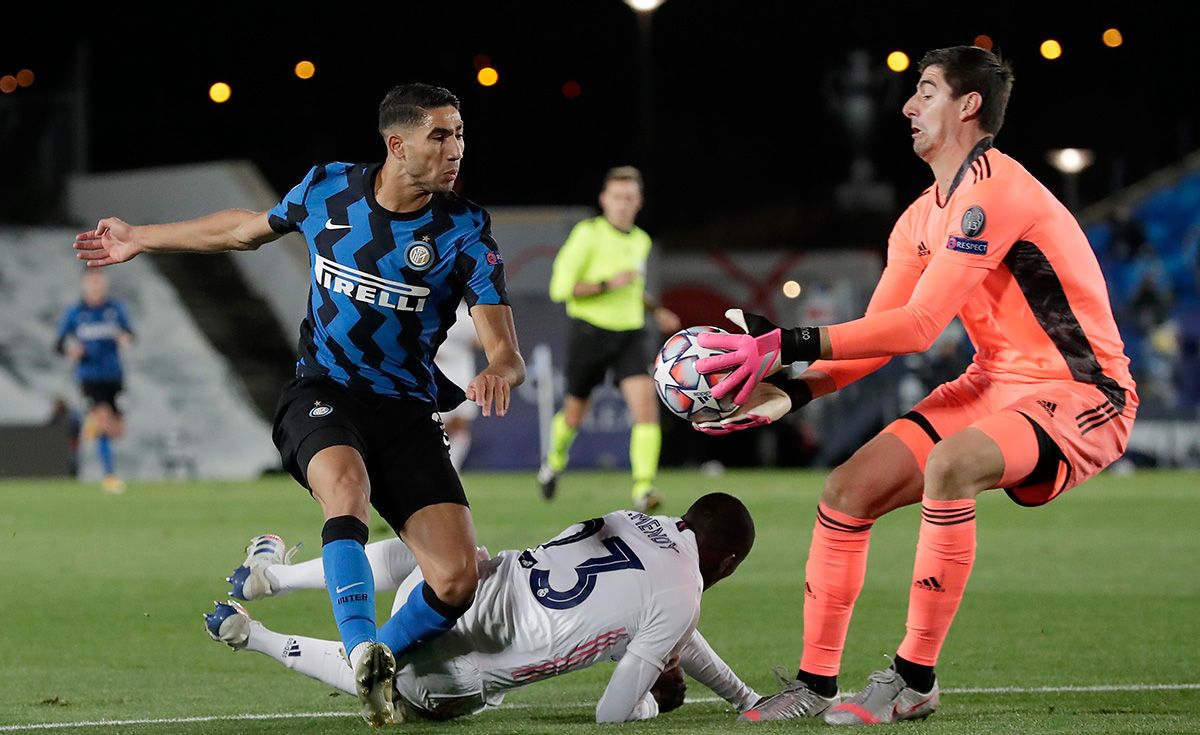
left=272, top=376, right=467, bottom=534
left=564, top=319, right=656, bottom=399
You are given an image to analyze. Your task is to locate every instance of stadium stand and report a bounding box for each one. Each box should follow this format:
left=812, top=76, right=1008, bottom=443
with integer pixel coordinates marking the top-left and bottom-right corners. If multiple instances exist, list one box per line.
left=0, top=227, right=278, bottom=479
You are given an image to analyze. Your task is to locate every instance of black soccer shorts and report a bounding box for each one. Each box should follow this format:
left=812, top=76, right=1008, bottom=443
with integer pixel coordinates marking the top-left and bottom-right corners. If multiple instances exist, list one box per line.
left=81, top=380, right=123, bottom=414
left=564, top=319, right=656, bottom=399
left=272, top=376, right=468, bottom=533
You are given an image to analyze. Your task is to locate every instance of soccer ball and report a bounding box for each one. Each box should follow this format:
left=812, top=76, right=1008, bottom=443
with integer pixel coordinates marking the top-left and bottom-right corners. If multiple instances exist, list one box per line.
left=653, top=326, right=739, bottom=423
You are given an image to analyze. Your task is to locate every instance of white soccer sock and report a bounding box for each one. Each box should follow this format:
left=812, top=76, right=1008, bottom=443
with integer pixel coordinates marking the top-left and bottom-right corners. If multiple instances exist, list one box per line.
left=266, top=538, right=419, bottom=594
left=244, top=621, right=356, bottom=695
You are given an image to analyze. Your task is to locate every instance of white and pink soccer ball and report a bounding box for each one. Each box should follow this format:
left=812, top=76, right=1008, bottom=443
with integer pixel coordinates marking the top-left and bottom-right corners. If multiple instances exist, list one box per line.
left=653, top=326, right=739, bottom=423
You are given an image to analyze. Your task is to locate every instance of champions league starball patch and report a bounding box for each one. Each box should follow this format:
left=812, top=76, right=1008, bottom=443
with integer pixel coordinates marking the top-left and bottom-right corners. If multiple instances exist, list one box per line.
left=961, top=205, right=987, bottom=237
left=405, top=242, right=434, bottom=271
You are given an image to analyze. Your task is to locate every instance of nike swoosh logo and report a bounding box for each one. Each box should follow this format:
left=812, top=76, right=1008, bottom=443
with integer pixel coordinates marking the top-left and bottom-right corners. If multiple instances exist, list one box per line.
left=324, top=219, right=352, bottom=230
left=335, top=582, right=366, bottom=593
left=892, top=694, right=935, bottom=720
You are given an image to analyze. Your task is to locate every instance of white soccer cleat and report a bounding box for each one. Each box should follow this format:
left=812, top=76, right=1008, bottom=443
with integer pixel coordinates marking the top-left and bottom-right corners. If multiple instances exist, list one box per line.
left=823, top=668, right=939, bottom=725
left=354, top=642, right=397, bottom=729
left=203, top=600, right=251, bottom=650
left=226, top=534, right=300, bottom=601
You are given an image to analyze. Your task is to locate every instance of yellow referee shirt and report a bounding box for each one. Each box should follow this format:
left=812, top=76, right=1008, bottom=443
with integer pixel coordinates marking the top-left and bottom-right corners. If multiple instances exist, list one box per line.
left=548, top=217, right=652, bottom=332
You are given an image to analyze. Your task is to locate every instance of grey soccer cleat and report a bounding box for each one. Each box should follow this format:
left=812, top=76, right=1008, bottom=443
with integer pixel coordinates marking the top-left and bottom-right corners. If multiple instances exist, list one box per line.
left=354, top=642, right=397, bottom=729
left=823, top=667, right=939, bottom=725
left=738, top=671, right=837, bottom=722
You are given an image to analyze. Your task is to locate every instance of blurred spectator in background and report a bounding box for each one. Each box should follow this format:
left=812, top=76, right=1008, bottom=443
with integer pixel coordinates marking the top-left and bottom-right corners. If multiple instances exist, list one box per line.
left=539, top=166, right=680, bottom=511
left=46, top=395, right=82, bottom=476
left=55, top=269, right=133, bottom=493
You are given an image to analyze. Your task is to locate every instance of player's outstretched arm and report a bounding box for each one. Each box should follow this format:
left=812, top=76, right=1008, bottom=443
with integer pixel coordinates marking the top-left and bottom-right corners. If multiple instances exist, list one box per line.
left=677, top=629, right=761, bottom=712
left=467, top=304, right=526, bottom=417
left=73, top=210, right=282, bottom=267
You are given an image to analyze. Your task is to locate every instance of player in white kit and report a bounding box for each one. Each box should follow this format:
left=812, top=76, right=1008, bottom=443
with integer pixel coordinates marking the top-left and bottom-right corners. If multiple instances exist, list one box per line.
left=206, top=493, right=760, bottom=722
left=435, top=303, right=480, bottom=471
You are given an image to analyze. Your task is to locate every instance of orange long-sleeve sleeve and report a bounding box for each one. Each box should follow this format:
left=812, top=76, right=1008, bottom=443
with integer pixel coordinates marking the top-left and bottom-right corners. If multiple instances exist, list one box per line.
left=825, top=254, right=990, bottom=360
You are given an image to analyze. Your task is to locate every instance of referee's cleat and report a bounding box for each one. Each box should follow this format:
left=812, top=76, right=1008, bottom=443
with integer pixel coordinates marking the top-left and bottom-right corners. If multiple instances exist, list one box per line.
left=738, top=670, right=836, bottom=722
left=227, top=534, right=301, bottom=601
left=633, top=489, right=663, bottom=513
left=354, top=641, right=397, bottom=729
left=203, top=599, right=251, bottom=650
left=823, top=667, right=939, bottom=725
left=537, top=463, right=558, bottom=501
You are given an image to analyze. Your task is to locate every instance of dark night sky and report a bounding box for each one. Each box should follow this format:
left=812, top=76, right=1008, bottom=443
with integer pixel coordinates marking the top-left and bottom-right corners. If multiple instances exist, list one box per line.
left=5, top=2, right=1198, bottom=248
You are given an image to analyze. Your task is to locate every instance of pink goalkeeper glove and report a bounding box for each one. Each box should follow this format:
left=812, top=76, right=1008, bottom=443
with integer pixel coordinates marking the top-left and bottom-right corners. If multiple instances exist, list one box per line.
left=696, top=309, right=784, bottom=405
left=697, top=308, right=821, bottom=405
left=693, top=412, right=776, bottom=436
left=692, top=381, right=806, bottom=435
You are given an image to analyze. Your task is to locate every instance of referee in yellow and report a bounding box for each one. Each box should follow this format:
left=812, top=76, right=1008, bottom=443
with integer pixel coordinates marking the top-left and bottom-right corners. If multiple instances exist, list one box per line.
left=539, top=166, right=680, bottom=511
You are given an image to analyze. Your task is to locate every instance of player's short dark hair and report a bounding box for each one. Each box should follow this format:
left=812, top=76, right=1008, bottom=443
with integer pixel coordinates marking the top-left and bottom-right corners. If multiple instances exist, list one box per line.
left=918, top=46, right=1014, bottom=135
left=378, top=83, right=461, bottom=135
left=603, top=166, right=643, bottom=191
left=683, top=492, right=755, bottom=560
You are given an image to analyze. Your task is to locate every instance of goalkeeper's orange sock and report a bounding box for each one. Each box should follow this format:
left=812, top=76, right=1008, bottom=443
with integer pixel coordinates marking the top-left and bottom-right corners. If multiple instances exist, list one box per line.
left=799, top=502, right=874, bottom=695
left=896, top=496, right=976, bottom=683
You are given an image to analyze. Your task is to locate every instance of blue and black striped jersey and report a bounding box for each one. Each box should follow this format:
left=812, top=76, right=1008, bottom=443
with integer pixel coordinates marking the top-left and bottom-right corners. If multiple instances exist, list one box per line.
left=268, top=162, right=508, bottom=403
left=56, top=300, right=132, bottom=383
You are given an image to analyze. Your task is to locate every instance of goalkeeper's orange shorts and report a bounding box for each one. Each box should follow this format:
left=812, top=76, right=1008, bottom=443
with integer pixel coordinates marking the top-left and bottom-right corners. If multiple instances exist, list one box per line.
left=883, top=364, right=1137, bottom=506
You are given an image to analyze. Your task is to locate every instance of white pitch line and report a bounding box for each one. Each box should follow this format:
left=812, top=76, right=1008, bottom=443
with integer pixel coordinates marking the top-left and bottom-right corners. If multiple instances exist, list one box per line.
left=3, top=683, right=1198, bottom=732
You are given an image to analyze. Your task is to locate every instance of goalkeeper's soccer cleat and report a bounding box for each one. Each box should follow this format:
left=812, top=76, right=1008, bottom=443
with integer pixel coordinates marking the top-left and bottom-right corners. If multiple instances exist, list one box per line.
left=823, top=667, right=939, bottom=725
left=537, top=463, right=558, bottom=501
left=354, top=641, right=397, bottom=729
left=226, top=534, right=300, bottom=601
left=738, top=669, right=837, bottom=722
left=203, top=600, right=251, bottom=650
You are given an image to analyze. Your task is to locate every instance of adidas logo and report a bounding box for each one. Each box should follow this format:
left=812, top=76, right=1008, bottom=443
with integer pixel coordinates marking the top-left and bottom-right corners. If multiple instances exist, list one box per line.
left=283, top=638, right=301, bottom=658
left=917, top=241, right=931, bottom=257
left=1037, top=400, right=1057, bottom=417
left=913, top=576, right=945, bottom=592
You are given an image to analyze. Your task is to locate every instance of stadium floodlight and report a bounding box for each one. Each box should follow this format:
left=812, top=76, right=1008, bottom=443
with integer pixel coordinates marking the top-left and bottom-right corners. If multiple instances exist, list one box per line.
left=624, top=0, right=665, bottom=12
left=1047, top=148, right=1095, bottom=211
left=1047, top=148, right=1095, bottom=175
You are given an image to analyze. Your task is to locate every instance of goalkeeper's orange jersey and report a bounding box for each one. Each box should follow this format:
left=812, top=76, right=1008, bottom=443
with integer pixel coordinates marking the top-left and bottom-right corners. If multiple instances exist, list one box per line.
left=817, top=139, right=1135, bottom=411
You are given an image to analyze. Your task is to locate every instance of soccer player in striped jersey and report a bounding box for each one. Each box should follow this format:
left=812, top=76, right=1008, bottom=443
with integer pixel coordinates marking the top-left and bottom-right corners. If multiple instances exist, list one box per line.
left=74, top=83, right=525, bottom=728
left=695, top=47, right=1137, bottom=725
left=55, top=269, right=134, bottom=494
left=205, top=493, right=760, bottom=723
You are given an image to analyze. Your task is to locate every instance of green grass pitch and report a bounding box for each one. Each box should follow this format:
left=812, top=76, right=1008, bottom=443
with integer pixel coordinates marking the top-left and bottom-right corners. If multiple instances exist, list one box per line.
left=1, top=469, right=1197, bottom=734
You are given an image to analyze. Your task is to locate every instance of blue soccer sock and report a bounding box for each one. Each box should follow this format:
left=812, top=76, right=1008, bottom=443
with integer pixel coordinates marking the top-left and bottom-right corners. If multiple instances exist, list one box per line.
left=321, top=516, right=376, bottom=658
left=96, top=435, right=115, bottom=475
left=378, top=581, right=470, bottom=659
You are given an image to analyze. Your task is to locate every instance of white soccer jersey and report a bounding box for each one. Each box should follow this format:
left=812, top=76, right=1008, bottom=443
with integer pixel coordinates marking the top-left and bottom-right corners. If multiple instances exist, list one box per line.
left=434, top=303, right=476, bottom=390
left=397, top=510, right=703, bottom=707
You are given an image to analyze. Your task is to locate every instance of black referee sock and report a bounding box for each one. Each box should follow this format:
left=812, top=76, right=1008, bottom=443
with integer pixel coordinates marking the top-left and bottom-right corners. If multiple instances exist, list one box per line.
left=892, top=655, right=935, bottom=694
left=796, top=669, right=838, bottom=699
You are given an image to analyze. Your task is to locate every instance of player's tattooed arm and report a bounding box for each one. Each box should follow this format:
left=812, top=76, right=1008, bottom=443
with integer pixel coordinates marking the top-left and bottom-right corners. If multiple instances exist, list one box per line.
left=468, top=304, right=526, bottom=417
left=74, top=210, right=282, bottom=266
